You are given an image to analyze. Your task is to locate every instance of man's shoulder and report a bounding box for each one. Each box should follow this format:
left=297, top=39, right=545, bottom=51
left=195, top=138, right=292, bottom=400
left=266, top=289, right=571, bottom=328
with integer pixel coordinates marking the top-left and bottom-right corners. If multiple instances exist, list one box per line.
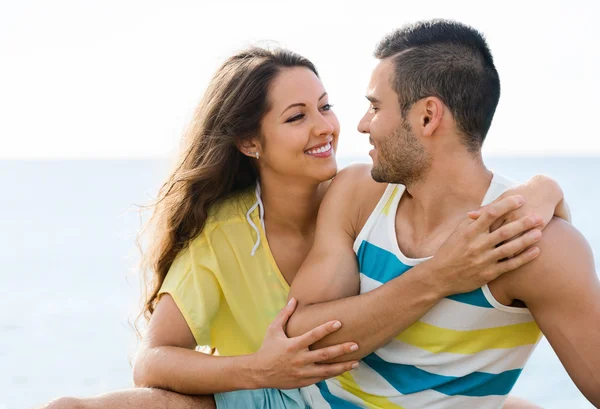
left=504, top=218, right=594, bottom=302
left=529, top=218, right=590, bottom=269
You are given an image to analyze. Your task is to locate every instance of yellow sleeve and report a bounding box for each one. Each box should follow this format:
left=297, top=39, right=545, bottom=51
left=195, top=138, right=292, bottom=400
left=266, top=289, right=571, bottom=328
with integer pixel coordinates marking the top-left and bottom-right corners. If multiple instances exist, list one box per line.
left=159, top=239, right=221, bottom=347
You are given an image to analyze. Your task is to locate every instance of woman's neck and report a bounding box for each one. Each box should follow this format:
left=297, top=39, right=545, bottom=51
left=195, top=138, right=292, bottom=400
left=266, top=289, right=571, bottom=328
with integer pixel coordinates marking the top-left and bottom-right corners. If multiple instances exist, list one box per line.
left=258, top=173, right=328, bottom=236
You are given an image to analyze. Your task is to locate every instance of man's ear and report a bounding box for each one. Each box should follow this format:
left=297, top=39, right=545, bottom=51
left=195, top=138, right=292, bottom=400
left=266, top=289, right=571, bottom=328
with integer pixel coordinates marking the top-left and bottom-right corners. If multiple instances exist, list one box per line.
left=421, top=97, right=444, bottom=138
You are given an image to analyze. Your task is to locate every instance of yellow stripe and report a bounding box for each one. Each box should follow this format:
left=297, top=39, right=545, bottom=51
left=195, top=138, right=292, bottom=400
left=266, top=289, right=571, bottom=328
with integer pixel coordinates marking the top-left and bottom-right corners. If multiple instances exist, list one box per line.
left=337, top=372, right=407, bottom=409
left=381, top=187, right=398, bottom=216
left=396, top=320, right=542, bottom=354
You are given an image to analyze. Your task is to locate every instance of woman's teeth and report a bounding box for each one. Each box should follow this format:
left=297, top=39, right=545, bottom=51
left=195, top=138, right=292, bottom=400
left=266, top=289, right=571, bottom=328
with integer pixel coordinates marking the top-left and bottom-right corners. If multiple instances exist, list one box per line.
left=305, top=142, right=331, bottom=155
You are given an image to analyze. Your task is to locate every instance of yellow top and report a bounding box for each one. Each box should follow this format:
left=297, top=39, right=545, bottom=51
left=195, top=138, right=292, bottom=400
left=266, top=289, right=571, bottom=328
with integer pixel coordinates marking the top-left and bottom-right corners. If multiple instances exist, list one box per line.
left=159, top=187, right=290, bottom=356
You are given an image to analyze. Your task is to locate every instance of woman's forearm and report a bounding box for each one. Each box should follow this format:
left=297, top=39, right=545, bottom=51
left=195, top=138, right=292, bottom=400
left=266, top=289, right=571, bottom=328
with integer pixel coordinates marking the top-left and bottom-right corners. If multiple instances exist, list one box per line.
left=287, top=264, right=443, bottom=363
left=133, top=345, right=261, bottom=394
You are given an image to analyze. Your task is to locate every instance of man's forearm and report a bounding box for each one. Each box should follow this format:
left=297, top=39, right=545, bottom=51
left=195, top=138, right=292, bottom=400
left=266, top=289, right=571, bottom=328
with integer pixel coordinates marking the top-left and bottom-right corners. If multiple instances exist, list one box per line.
left=286, top=265, right=443, bottom=363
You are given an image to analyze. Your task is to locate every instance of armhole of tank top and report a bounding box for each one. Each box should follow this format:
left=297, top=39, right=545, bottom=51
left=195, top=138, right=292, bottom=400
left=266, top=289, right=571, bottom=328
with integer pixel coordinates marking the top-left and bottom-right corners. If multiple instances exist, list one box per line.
left=353, top=184, right=397, bottom=253
left=481, top=284, right=533, bottom=315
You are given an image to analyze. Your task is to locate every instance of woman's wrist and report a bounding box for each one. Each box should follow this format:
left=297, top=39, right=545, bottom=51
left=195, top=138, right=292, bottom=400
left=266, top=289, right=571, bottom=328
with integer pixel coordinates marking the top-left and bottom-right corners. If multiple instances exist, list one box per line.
left=529, top=175, right=563, bottom=206
left=240, top=352, right=266, bottom=390
left=411, top=259, right=453, bottom=300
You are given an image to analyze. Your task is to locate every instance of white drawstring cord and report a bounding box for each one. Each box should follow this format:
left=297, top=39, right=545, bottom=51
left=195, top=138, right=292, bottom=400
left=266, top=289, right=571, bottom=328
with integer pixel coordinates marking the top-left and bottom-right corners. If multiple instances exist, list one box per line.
left=245, top=181, right=265, bottom=256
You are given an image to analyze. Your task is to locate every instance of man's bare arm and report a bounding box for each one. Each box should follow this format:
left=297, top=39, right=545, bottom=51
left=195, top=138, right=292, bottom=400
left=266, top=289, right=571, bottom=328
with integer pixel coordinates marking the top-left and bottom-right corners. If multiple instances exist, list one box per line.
left=508, top=219, right=600, bottom=406
left=286, top=165, right=544, bottom=362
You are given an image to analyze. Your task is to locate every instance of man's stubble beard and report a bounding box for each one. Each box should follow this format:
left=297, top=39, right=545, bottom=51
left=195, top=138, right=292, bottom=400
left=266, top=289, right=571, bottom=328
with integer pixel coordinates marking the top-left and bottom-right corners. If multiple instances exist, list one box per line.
left=370, top=121, right=431, bottom=187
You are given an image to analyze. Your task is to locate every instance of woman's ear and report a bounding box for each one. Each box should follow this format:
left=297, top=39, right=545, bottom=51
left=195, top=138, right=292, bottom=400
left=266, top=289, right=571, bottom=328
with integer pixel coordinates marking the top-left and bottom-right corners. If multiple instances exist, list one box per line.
left=236, top=137, right=262, bottom=159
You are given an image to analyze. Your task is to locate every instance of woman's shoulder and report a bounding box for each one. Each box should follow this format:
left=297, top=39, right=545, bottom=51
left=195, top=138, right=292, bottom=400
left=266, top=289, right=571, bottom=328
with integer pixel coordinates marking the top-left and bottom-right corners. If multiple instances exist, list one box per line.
left=204, top=186, right=256, bottom=227
left=182, top=187, right=256, bottom=253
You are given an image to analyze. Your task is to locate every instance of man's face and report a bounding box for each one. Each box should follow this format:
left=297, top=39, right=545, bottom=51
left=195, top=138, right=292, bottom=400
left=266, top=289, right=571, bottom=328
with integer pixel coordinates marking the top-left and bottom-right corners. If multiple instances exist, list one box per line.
left=357, top=58, right=430, bottom=186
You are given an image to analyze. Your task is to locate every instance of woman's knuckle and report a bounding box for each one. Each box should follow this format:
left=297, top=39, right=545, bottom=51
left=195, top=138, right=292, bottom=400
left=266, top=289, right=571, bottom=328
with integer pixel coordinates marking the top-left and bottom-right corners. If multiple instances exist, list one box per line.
left=496, top=229, right=508, bottom=241
left=467, top=243, right=479, bottom=255
left=483, top=270, right=497, bottom=281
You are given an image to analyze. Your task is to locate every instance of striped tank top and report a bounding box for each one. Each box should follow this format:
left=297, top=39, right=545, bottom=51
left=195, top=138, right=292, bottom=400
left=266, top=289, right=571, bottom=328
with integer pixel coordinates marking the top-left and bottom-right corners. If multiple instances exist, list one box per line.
left=301, top=173, right=543, bottom=409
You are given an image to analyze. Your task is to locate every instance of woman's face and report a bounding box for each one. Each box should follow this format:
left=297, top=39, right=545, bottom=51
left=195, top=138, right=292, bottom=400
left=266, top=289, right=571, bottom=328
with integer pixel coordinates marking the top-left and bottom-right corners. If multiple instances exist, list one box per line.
left=257, top=67, right=340, bottom=184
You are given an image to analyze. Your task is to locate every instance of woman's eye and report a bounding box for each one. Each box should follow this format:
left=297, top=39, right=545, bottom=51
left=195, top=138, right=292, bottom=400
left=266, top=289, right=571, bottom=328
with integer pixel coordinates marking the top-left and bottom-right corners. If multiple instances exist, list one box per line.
left=285, top=114, right=304, bottom=123
left=370, top=105, right=379, bottom=113
left=321, top=103, right=334, bottom=111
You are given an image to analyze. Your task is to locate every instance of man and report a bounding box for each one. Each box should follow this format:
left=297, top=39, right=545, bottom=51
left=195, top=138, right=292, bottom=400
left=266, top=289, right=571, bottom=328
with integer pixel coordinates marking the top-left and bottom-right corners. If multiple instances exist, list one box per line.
left=286, top=20, right=600, bottom=408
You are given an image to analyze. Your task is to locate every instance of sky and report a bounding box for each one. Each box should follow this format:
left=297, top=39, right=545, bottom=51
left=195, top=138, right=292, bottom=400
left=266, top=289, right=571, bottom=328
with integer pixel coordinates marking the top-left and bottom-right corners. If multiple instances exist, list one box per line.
left=1, top=0, right=598, bottom=159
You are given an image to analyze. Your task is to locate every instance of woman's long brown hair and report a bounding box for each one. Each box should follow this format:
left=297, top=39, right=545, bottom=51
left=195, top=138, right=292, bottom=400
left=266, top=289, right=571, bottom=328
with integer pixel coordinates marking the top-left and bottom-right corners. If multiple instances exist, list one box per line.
left=137, top=47, right=318, bottom=325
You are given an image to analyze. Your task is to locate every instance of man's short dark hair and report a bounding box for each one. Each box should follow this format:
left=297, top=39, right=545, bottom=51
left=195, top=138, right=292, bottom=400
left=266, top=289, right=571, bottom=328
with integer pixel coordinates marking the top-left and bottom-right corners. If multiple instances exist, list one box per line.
left=375, top=20, right=500, bottom=151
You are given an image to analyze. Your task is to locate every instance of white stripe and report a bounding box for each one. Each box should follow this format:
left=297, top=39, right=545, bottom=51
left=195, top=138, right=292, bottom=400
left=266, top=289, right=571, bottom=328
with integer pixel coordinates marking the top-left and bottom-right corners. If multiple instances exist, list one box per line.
left=301, top=384, right=332, bottom=409
left=351, top=360, right=401, bottom=397
left=481, top=173, right=519, bottom=206
left=360, top=273, right=383, bottom=294
left=357, top=217, right=404, bottom=260
left=389, top=388, right=507, bottom=409
left=353, top=184, right=397, bottom=254
left=375, top=339, right=538, bottom=376
left=325, top=377, right=371, bottom=408
left=361, top=278, right=535, bottom=330
left=419, top=298, right=534, bottom=330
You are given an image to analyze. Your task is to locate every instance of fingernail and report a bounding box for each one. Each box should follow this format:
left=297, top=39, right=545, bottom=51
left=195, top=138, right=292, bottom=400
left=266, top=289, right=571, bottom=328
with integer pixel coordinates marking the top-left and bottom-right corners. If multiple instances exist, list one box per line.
left=287, top=298, right=295, bottom=306
left=351, top=363, right=359, bottom=369
left=530, top=214, right=541, bottom=223
left=529, top=230, right=542, bottom=240
left=332, top=321, right=342, bottom=329
left=349, top=344, right=359, bottom=351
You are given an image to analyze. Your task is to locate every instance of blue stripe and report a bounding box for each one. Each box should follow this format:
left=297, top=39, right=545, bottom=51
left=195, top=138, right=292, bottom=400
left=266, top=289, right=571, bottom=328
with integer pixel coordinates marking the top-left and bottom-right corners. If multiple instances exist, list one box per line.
left=362, top=353, right=522, bottom=397
left=357, top=241, right=412, bottom=283
left=316, top=381, right=363, bottom=409
left=356, top=241, right=493, bottom=308
left=447, top=289, right=493, bottom=308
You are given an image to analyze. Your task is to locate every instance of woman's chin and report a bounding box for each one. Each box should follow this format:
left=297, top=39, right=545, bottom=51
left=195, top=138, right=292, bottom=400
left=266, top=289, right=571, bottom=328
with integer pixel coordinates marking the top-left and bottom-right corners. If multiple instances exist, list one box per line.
left=315, top=162, right=338, bottom=182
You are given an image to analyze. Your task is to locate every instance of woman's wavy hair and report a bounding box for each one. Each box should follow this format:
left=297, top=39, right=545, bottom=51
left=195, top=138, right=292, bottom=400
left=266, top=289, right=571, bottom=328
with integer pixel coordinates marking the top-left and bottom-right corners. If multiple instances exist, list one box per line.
left=137, top=47, right=318, bottom=326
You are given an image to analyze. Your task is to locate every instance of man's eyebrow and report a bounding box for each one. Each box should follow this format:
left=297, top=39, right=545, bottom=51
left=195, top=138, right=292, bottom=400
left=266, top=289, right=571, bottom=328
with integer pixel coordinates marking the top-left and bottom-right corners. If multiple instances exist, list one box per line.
left=366, top=95, right=379, bottom=103
left=281, top=92, right=329, bottom=117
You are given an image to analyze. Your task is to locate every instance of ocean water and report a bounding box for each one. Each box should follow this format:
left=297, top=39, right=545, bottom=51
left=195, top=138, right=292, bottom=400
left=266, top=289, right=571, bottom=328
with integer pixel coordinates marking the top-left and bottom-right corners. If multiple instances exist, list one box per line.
left=1, top=156, right=598, bottom=409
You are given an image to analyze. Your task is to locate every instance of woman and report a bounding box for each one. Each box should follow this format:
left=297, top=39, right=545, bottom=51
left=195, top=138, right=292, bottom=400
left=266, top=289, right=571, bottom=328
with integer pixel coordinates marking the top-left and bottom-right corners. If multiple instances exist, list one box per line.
left=44, top=47, right=563, bottom=409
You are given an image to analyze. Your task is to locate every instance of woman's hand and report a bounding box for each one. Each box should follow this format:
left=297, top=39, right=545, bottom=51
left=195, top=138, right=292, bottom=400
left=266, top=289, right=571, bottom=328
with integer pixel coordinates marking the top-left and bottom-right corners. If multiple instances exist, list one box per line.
left=430, top=195, right=543, bottom=297
left=250, top=298, right=359, bottom=389
left=469, top=175, right=570, bottom=232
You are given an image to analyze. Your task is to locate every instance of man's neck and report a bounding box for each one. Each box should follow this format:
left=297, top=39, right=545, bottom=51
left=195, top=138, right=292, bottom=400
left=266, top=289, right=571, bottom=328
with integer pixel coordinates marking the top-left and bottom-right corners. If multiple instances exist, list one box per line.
left=259, top=172, right=326, bottom=236
left=402, top=149, right=492, bottom=237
